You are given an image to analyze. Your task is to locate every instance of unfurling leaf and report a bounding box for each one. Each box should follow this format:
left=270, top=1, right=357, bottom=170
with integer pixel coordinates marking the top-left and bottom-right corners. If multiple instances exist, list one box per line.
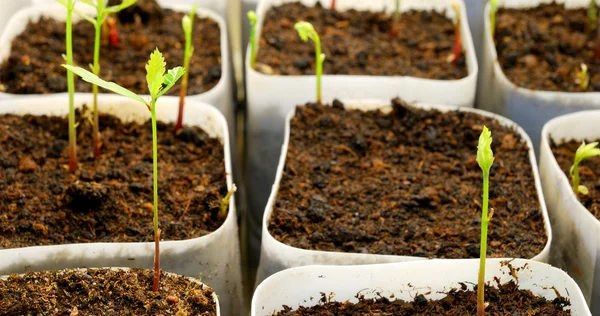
left=146, top=48, right=166, bottom=97
left=477, top=126, right=494, bottom=174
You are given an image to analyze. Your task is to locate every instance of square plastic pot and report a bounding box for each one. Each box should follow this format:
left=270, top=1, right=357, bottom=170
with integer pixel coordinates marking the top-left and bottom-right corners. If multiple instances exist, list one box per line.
left=251, top=259, right=591, bottom=315
left=0, top=2, right=234, bottom=129
left=2, top=268, right=221, bottom=315
left=539, top=110, right=600, bottom=314
left=246, top=0, right=479, bottom=268
left=0, top=94, right=243, bottom=316
left=256, top=100, right=552, bottom=286
left=477, top=0, right=600, bottom=152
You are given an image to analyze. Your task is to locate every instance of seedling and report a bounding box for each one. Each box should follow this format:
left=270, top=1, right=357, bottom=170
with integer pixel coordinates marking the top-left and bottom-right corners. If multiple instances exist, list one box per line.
left=448, top=2, right=462, bottom=65
left=394, top=0, right=401, bottom=23
left=331, top=0, right=336, bottom=11
left=175, top=5, right=197, bottom=133
left=294, top=21, right=326, bottom=103
left=490, top=0, right=498, bottom=38
left=63, top=49, right=184, bottom=293
left=476, top=126, right=495, bottom=316
left=56, top=0, right=77, bottom=172
left=218, top=184, right=237, bottom=220
left=78, top=0, right=137, bottom=157
left=577, top=63, right=590, bottom=91
left=248, top=11, right=258, bottom=69
left=570, top=141, right=600, bottom=196
left=589, top=0, right=598, bottom=33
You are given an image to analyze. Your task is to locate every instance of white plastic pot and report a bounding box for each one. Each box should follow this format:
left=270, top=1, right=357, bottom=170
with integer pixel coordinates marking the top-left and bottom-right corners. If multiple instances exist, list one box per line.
left=1, top=267, right=221, bottom=315
left=256, top=100, right=552, bottom=285
left=539, top=110, right=600, bottom=314
left=0, top=2, right=234, bottom=130
left=251, top=259, right=591, bottom=315
left=477, top=0, right=600, bottom=153
left=0, top=94, right=243, bottom=316
left=246, top=0, right=479, bottom=267
left=0, top=0, right=31, bottom=37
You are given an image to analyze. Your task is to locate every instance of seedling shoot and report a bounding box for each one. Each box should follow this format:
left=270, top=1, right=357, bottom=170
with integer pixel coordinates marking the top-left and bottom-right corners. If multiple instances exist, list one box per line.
left=449, top=2, right=462, bottom=65
left=248, top=11, right=258, bottom=69
left=476, top=126, right=495, bottom=316
left=79, top=0, right=137, bottom=157
left=294, top=21, right=326, bottom=103
left=394, top=0, right=401, bottom=22
left=63, top=49, right=184, bottom=293
left=570, top=141, right=600, bottom=196
left=218, top=184, right=237, bottom=220
left=331, top=0, right=336, bottom=11
left=490, top=0, right=498, bottom=38
left=578, top=63, right=590, bottom=91
left=176, top=5, right=197, bottom=133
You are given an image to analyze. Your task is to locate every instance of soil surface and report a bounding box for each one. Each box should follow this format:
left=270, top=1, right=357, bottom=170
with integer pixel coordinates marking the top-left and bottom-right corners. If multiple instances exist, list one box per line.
left=273, top=281, right=571, bottom=315
left=269, top=100, right=547, bottom=258
left=0, top=107, right=227, bottom=248
left=495, top=4, right=600, bottom=92
left=255, top=2, right=467, bottom=79
left=0, top=268, right=217, bottom=315
left=0, top=0, right=221, bottom=95
left=551, top=139, right=600, bottom=220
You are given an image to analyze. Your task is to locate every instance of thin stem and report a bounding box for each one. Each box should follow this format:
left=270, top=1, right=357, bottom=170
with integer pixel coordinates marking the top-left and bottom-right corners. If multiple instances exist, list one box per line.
left=92, top=18, right=102, bottom=158
left=66, top=0, right=77, bottom=173
left=331, top=0, right=336, bottom=11
left=153, top=229, right=161, bottom=292
left=314, top=36, right=322, bottom=103
left=151, top=98, right=160, bottom=292
left=394, top=0, right=400, bottom=22
left=176, top=27, right=193, bottom=132
left=249, top=15, right=257, bottom=69
left=218, top=184, right=237, bottom=220
left=572, top=162, right=581, bottom=194
left=477, top=171, right=490, bottom=316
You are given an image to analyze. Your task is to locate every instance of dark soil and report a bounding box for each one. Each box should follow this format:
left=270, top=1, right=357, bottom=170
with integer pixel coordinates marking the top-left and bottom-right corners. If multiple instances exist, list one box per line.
left=0, top=268, right=217, bottom=315
left=495, top=4, right=600, bottom=92
left=268, top=99, right=547, bottom=258
left=551, top=139, right=600, bottom=220
left=0, top=0, right=221, bottom=95
left=273, top=281, right=571, bottom=315
left=255, top=2, right=467, bottom=79
left=0, top=106, right=227, bottom=248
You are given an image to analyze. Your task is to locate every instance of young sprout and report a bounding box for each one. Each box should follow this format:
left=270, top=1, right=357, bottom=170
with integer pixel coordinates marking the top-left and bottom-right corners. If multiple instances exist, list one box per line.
left=331, top=0, right=336, bottom=11
left=248, top=11, right=258, bottom=69
left=570, top=141, right=600, bottom=196
left=476, top=126, right=495, bottom=316
left=79, top=0, right=137, bottom=158
left=589, top=0, right=598, bottom=33
left=218, top=184, right=237, bottom=220
left=56, top=0, right=77, bottom=172
left=63, top=49, right=184, bottom=293
left=394, top=0, right=401, bottom=23
left=175, top=5, right=197, bottom=133
left=490, top=0, right=498, bottom=38
left=294, top=21, right=326, bottom=103
left=577, top=63, right=590, bottom=91
left=448, top=2, right=462, bottom=65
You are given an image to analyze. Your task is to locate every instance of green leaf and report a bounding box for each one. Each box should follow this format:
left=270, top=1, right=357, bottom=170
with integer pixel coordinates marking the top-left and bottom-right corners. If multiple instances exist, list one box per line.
left=146, top=48, right=166, bottom=97
left=105, top=0, right=137, bottom=13
left=575, top=141, right=600, bottom=165
left=294, top=21, right=316, bottom=42
left=158, top=66, right=185, bottom=97
left=62, top=64, right=146, bottom=105
left=477, top=126, right=495, bottom=173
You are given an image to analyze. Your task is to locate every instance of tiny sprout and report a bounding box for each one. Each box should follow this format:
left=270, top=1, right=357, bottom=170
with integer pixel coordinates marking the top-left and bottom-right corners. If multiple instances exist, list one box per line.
left=448, top=2, right=462, bottom=65
left=394, top=0, right=401, bottom=22
left=219, top=184, right=237, bottom=220
left=175, top=5, right=197, bottom=133
left=589, top=0, right=598, bottom=33
left=578, top=63, right=590, bottom=91
left=331, top=0, right=336, bottom=11
left=63, top=48, right=184, bottom=293
left=490, top=0, right=498, bottom=38
left=476, top=126, right=494, bottom=316
left=294, top=21, right=326, bottom=103
left=570, top=141, right=600, bottom=196
left=248, top=11, right=258, bottom=69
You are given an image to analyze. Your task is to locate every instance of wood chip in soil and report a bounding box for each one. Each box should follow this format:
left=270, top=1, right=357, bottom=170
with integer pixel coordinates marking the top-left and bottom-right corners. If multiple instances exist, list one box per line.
left=272, top=281, right=571, bottom=315
left=495, top=4, right=600, bottom=92
left=0, top=0, right=221, bottom=95
left=255, top=2, right=467, bottom=79
left=268, top=99, right=547, bottom=259
left=0, top=268, right=217, bottom=315
left=551, top=138, right=600, bottom=220
left=0, top=106, right=228, bottom=248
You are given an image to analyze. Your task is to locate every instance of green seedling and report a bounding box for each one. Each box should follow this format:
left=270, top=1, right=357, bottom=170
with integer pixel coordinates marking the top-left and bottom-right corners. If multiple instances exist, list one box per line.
left=77, top=0, right=137, bottom=157
left=570, top=141, right=600, bottom=196
left=219, top=184, right=237, bottom=220
left=578, top=63, right=590, bottom=90
left=175, top=5, right=197, bottom=133
left=448, top=2, right=462, bottom=65
left=56, top=0, right=77, bottom=172
left=589, top=0, right=598, bottom=33
left=248, top=11, right=258, bottom=69
left=476, top=126, right=495, bottom=316
left=490, top=0, right=498, bottom=38
left=294, top=21, right=326, bottom=103
left=63, top=49, right=184, bottom=293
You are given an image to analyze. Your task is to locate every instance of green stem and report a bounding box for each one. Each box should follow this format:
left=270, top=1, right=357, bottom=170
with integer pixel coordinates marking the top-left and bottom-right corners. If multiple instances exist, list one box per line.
left=151, top=98, right=160, bottom=292
left=477, top=171, right=490, bottom=316
left=66, top=0, right=77, bottom=173
left=572, top=162, right=581, bottom=194
left=249, top=22, right=257, bottom=69
left=394, top=0, right=400, bottom=22
left=92, top=18, right=102, bottom=158
left=314, top=36, right=322, bottom=103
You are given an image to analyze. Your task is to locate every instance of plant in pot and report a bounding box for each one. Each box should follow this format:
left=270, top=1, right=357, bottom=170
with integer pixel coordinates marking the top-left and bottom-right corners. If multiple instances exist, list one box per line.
left=477, top=0, right=600, bottom=151
left=539, top=110, right=600, bottom=313
left=249, top=127, right=589, bottom=315
left=244, top=0, right=478, bottom=267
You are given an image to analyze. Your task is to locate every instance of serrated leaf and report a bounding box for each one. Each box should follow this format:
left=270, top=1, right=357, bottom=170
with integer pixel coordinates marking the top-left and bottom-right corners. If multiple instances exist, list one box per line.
left=158, top=66, right=185, bottom=97
left=146, top=48, right=166, bottom=97
left=477, top=126, right=494, bottom=173
left=62, top=64, right=146, bottom=105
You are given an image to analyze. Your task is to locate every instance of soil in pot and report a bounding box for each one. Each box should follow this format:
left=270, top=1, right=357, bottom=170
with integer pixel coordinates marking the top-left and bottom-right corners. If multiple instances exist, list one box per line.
left=0, top=268, right=217, bottom=315
left=0, top=106, right=228, bottom=248
left=255, top=2, right=467, bottom=79
left=272, top=281, right=571, bottom=315
left=495, top=4, right=600, bottom=92
left=550, top=138, right=600, bottom=220
left=268, top=99, right=547, bottom=258
left=0, top=0, right=222, bottom=95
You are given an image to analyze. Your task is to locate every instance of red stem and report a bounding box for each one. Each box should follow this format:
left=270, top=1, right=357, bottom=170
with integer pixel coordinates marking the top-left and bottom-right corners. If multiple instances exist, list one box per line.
left=68, top=145, right=77, bottom=173
left=175, top=84, right=186, bottom=132
left=108, top=17, right=119, bottom=47
left=331, top=0, right=336, bottom=10
left=451, top=21, right=462, bottom=65
left=152, top=230, right=161, bottom=292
